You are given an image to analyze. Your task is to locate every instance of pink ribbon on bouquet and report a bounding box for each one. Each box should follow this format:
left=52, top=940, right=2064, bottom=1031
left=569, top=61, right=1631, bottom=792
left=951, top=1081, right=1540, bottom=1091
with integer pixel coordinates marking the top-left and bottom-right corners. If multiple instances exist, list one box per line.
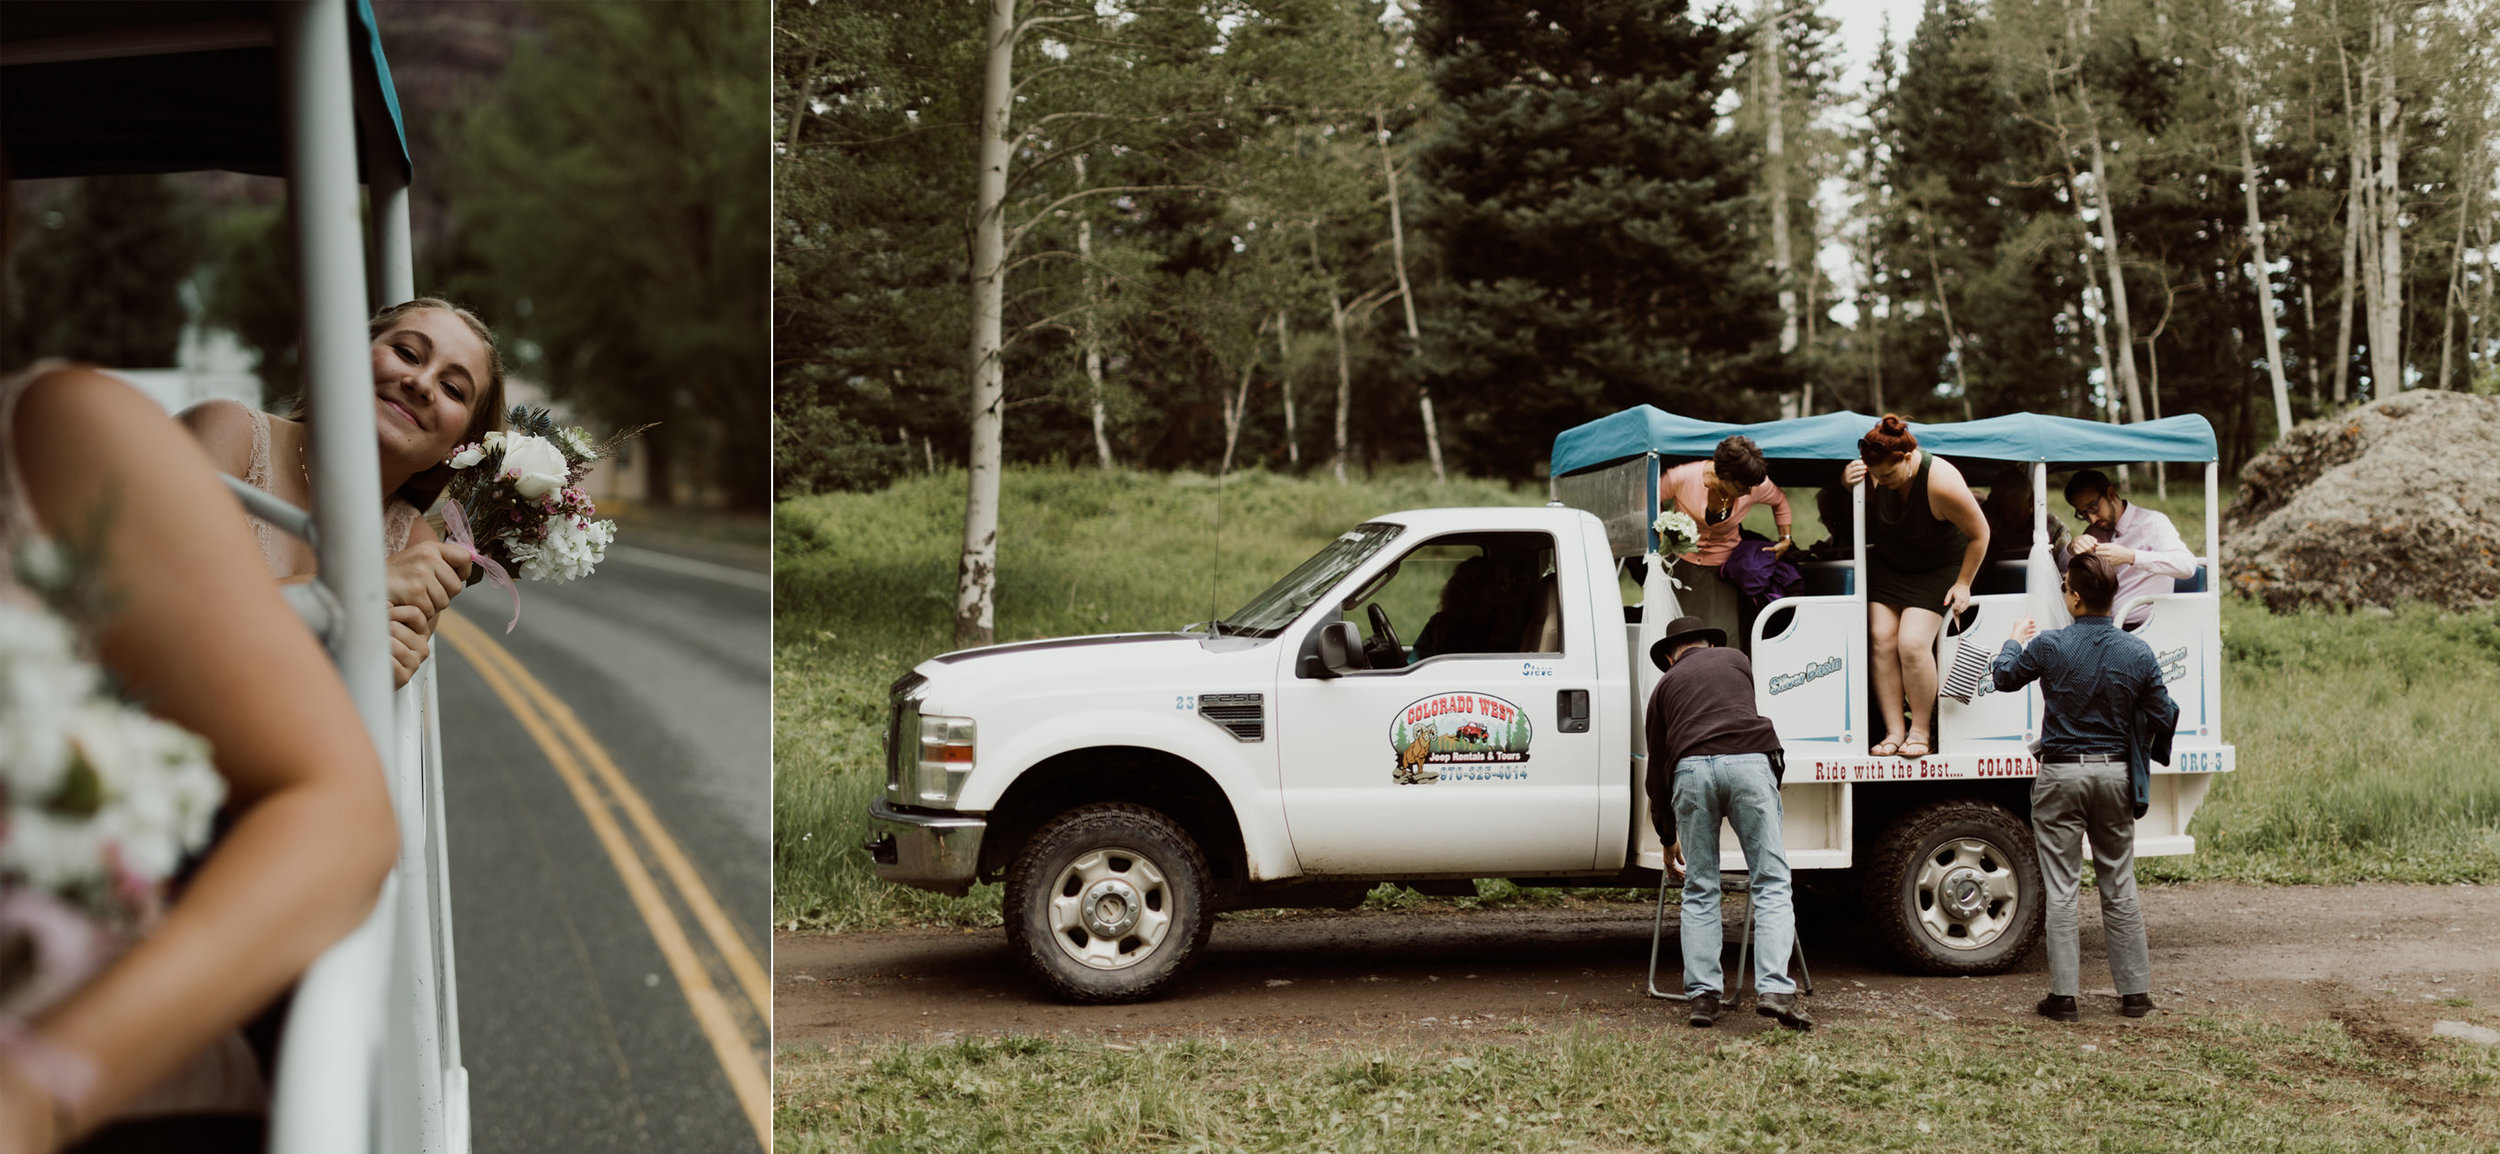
left=443, top=502, right=521, bottom=633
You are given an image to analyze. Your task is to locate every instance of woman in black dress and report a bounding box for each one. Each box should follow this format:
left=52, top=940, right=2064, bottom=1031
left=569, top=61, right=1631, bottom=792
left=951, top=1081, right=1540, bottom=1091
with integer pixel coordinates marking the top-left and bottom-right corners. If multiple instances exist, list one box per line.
left=1840, top=415, right=1990, bottom=759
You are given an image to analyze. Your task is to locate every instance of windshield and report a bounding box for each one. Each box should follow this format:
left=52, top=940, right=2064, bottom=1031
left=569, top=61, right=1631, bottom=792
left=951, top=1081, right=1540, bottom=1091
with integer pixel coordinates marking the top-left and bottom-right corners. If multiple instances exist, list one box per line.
left=1217, top=522, right=1404, bottom=638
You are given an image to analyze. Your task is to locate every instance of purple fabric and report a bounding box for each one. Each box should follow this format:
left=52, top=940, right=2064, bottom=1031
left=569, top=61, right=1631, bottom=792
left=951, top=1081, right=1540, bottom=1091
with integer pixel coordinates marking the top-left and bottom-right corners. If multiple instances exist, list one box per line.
left=1718, top=537, right=1802, bottom=615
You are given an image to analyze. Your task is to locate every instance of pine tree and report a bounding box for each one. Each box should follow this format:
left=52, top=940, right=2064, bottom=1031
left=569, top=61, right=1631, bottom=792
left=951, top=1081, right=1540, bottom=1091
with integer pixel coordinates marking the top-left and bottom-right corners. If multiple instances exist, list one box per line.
left=1412, top=0, right=1783, bottom=477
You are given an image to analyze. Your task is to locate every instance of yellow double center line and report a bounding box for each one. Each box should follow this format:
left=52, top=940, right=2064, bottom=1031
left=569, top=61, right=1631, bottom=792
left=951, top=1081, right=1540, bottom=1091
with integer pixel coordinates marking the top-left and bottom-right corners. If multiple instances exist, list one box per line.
left=438, top=612, right=770, bottom=1150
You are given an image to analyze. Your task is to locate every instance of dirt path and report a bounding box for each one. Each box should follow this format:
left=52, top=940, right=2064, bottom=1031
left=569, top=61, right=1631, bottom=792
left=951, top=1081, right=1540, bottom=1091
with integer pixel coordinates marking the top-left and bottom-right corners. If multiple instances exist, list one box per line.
left=777, top=883, right=2499, bottom=1047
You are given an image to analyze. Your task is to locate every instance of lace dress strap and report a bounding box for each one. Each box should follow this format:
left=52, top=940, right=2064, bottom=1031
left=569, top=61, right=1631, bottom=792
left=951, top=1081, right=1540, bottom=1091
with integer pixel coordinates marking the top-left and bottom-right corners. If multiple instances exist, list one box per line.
left=240, top=408, right=286, bottom=573
left=384, top=499, right=420, bottom=554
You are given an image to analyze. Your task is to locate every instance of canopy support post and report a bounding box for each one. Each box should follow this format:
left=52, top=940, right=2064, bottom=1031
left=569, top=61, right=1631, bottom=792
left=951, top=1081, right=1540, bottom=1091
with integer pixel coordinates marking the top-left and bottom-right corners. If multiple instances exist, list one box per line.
left=269, top=4, right=394, bottom=1149
left=371, top=164, right=415, bottom=307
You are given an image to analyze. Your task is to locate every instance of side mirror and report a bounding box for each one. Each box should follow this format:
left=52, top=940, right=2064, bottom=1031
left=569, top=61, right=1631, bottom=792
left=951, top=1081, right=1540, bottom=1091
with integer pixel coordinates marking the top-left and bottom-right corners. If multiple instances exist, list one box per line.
left=1317, top=621, right=1369, bottom=675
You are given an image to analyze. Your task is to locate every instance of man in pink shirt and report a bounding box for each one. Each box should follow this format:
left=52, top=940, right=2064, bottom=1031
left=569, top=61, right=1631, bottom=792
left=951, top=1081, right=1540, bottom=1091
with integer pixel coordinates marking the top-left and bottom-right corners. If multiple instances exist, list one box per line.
left=2063, top=469, right=2198, bottom=623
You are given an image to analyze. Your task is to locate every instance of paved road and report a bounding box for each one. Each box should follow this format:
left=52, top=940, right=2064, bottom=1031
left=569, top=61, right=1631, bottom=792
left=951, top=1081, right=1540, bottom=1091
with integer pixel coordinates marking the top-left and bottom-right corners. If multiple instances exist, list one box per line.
left=434, top=542, right=770, bottom=1153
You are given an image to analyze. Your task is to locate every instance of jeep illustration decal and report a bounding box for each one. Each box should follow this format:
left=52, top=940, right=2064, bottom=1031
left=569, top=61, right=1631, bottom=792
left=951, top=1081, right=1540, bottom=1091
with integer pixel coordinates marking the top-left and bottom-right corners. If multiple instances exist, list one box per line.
left=1388, top=693, right=1531, bottom=784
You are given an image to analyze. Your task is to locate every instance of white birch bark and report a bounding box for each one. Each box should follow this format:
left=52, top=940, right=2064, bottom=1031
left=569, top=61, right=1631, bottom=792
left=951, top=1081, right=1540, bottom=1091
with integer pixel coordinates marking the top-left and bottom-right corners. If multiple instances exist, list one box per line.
left=1376, top=109, right=1444, bottom=484
left=2061, top=1, right=2147, bottom=423
left=1074, top=154, right=1114, bottom=469
left=2371, top=1, right=2404, bottom=392
left=1311, top=227, right=1352, bottom=485
left=2237, top=96, right=2295, bottom=434
left=1276, top=309, right=1299, bottom=466
left=956, top=0, right=1015, bottom=647
left=1765, top=3, right=1798, bottom=359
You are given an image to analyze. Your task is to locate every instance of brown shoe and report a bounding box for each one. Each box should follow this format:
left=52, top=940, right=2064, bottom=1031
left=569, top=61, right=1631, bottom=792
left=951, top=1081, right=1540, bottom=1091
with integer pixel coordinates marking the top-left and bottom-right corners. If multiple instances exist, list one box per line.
left=1756, top=992, right=1813, bottom=1031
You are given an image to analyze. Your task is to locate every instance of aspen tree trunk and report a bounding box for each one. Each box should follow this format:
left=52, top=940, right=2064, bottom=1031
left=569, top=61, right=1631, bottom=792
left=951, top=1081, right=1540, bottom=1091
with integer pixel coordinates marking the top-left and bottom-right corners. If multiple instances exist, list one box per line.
left=1075, top=154, right=1115, bottom=469
left=1276, top=310, right=1299, bottom=466
left=1862, top=223, right=1886, bottom=413
left=1221, top=323, right=1261, bottom=475
left=787, top=52, right=818, bottom=150
left=2302, top=282, right=2322, bottom=404
left=1765, top=3, right=1798, bottom=360
left=1376, top=109, right=1444, bottom=484
left=1312, top=227, right=1352, bottom=485
left=2438, top=163, right=2477, bottom=388
left=2063, top=171, right=2122, bottom=422
left=1917, top=214, right=1975, bottom=420
left=2335, top=181, right=2360, bottom=405
left=2371, top=1, right=2404, bottom=393
left=2237, top=100, right=2295, bottom=434
left=2062, top=1, right=2147, bottom=423
left=956, top=0, right=1015, bottom=647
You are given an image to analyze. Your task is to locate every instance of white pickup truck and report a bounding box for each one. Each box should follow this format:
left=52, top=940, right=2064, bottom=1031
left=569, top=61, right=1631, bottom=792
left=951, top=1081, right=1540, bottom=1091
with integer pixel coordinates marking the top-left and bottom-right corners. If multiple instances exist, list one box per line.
left=865, top=407, right=2236, bottom=1003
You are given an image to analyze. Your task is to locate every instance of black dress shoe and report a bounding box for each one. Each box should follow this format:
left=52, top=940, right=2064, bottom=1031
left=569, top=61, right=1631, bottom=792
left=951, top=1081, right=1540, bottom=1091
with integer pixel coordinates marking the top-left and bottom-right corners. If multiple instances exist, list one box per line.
left=2036, top=994, right=2080, bottom=1022
left=1756, top=992, right=1813, bottom=1031
left=1686, top=991, right=1721, bottom=1028
left=2121, top=993, right=2155, bottom=1018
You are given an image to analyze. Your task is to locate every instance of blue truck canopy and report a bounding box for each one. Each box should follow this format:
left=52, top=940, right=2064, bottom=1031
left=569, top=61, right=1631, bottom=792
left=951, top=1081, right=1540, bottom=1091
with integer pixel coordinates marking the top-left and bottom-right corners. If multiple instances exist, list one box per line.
left=1551, top=406, right=2217, bottom=486
left=1, top=0, right=409, bottom=183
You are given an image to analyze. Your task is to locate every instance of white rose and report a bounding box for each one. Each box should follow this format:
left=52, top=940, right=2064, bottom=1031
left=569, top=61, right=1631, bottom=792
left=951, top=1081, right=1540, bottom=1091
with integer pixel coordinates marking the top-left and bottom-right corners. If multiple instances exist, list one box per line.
left=498, top=435, right=570, bottom=500
left=449, top=445, right=486, bottom=469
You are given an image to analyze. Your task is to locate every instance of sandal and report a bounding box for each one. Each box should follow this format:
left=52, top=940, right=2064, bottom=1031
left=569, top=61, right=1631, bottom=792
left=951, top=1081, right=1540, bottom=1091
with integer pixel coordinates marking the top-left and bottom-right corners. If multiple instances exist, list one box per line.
left=1898, top=736, right=1932, bottom=760
left=1870, top=737, right=1904, bottom=757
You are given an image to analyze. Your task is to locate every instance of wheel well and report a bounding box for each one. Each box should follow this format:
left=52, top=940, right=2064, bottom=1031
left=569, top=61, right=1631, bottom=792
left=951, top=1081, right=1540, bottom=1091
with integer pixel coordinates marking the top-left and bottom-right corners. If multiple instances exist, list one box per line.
left=1852, top=780, right=2033, bottom=849
left=978, top=747, right=1248, bottom=888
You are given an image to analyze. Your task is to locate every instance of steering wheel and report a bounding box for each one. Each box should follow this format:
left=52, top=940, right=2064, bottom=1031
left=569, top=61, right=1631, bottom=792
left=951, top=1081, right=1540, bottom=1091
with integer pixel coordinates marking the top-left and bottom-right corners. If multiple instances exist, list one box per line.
left=1364, top=603, right=1404, bottom=669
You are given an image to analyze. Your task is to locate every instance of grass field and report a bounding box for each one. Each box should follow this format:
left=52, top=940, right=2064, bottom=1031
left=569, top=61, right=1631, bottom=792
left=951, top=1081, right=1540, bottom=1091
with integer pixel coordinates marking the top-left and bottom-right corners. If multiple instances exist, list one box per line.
left=773, top=467, right=2500, bottom=929
left=775, top=1014, right=2500, bottom=1152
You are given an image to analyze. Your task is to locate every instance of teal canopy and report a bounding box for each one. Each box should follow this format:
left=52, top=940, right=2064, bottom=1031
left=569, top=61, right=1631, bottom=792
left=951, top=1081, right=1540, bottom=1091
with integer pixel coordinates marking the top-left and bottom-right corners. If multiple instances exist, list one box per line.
left=1551, top=406, right=2217, bottom=483
left=1, top=0, right=410, bottom=183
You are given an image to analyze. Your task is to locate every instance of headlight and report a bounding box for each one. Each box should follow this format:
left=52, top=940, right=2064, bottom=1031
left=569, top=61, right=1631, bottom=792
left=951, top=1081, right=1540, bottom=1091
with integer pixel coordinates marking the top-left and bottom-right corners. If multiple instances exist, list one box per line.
left=911, top=714, right=977, bottom=806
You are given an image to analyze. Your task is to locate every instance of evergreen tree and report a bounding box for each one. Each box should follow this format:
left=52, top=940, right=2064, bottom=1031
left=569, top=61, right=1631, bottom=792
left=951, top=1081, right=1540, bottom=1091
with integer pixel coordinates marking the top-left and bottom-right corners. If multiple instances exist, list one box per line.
left=1412, top=0, right=1783, bottom=478
left=4, top=177, right=201, bottom=370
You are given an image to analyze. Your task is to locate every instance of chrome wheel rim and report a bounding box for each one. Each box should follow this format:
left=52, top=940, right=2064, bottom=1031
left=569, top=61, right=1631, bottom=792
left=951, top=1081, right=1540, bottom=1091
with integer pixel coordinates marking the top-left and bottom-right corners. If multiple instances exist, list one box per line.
left=1913, top=837, right=2019, bottom=951
left=1046, top=846, right=1172, bottom=971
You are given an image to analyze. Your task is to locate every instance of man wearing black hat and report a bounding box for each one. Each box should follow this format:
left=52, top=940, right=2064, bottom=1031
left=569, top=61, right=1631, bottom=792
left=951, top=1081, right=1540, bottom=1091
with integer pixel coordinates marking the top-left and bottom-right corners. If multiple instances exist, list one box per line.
left=1646, top=616, right=1809, bottom=1030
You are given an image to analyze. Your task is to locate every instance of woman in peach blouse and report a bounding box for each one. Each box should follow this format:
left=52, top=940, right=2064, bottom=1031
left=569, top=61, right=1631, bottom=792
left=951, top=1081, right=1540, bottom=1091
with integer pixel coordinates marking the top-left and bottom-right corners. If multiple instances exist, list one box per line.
left=1660, top=435, right=1794, bottom=566
left=1654, top=436, right=1793, bottom=650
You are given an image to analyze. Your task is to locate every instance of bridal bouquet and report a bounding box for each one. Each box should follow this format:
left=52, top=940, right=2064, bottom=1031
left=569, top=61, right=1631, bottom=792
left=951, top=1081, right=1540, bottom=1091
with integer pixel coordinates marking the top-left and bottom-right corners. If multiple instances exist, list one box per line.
left=441, top=407, right=645, bottom=632
left=3, top=543, right=225, bottom=1017
left=1653, top=508, right=1700, bottom=557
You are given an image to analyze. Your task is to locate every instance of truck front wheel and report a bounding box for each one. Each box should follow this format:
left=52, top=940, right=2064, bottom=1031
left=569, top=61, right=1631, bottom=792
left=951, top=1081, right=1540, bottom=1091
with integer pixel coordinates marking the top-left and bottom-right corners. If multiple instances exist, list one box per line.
left=1864, top=800, right=2043, bottom=974
left=1004, top=803, right=1213, bottom=1004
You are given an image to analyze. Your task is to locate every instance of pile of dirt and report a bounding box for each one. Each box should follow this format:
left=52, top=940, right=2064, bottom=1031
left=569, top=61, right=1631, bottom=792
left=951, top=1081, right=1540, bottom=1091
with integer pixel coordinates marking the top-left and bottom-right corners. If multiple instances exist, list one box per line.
left=2223, top=390, right=2500, bottom=612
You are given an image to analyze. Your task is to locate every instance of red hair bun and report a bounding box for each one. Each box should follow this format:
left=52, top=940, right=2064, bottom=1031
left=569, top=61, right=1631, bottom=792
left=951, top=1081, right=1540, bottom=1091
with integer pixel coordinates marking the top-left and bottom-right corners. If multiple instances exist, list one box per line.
left=1859, top=413, right=1918, bottom=465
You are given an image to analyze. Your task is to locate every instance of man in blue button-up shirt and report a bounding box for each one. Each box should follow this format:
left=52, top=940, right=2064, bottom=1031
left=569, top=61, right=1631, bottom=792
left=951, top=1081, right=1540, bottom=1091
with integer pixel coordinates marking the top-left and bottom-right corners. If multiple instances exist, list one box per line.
left=1992, top=554, right=2177, bottom=1023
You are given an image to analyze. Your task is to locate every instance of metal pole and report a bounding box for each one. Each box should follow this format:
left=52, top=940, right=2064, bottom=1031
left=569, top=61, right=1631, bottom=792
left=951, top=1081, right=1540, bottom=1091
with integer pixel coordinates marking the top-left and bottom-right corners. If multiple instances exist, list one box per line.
left=280, top=0, right=394, bottom=737
left=2203, top=461, right=2219, bottom=571
left=271, top=6, right=394, bottom=1150
left=372, top=164, right=415, bottom=305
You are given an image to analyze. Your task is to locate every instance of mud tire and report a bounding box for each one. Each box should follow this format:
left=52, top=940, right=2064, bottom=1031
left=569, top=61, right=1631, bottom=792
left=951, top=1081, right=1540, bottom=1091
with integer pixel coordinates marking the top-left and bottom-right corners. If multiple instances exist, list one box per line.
left=1004, top=803, right=1213, bottom=1004
left=1864, top=800, right=2044, bottom=975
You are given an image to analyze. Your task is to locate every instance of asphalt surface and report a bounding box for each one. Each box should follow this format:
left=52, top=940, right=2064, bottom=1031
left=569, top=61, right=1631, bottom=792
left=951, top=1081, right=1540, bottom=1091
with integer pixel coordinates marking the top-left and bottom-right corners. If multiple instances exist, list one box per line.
left=436, top=540, right=770, bottom=1153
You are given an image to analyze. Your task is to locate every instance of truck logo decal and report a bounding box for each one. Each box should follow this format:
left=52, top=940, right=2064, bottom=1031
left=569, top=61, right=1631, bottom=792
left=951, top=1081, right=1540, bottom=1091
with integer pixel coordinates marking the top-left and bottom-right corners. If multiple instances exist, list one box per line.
left=1767, top=655, right=1842, bottom=696
left=1388, top=693, right=1531, bottom=784
left=2155, top=645, right=2189, bottom=685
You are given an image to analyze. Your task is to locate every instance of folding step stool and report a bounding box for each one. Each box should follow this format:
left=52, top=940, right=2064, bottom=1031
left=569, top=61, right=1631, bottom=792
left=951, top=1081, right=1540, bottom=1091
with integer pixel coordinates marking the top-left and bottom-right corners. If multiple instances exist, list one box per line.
left=1645, top=869, right=1813, bottom=1002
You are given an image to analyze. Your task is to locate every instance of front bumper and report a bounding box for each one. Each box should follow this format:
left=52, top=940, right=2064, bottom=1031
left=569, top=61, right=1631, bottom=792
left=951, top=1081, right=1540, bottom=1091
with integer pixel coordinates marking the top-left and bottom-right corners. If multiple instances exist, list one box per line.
left=863, top=798, right=987, bottom=894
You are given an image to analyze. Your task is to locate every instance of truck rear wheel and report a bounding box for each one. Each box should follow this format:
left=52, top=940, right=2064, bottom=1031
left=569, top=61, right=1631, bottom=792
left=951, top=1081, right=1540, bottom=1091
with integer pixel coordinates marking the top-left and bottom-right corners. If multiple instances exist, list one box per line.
left=1004, top=803, right=1212, bottom=1004
left=1864, top=800, right=2043, bottom=974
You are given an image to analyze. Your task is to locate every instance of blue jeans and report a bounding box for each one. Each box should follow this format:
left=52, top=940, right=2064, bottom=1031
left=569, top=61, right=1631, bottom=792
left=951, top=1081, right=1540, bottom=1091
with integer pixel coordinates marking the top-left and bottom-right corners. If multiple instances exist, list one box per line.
left=1672, top=752, right=1796, bottom=997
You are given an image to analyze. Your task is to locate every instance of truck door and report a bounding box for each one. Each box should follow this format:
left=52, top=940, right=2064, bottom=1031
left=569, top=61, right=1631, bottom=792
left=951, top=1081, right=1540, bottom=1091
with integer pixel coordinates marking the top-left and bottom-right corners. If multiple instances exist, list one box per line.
left=1274, top=530, right=1605, bottom=875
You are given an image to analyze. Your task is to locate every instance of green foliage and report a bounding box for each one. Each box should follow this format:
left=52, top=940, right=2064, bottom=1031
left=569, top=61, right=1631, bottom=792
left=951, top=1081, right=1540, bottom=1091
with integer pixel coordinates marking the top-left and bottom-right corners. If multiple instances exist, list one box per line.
left=3, top=176, right=203, bottom=370
left=779, top=1015, right=2500, bottom=1151
left=1412, top=0, right=1785, bottom=477
left=448, top=0, right=770, bottom=508
left=199, top=202, right=297, bottom=406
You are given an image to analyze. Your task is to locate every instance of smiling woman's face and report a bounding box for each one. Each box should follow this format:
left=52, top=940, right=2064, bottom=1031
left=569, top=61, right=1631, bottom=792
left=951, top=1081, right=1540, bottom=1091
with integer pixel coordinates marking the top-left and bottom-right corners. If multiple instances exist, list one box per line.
left=370, top=308, right=492, bottom=475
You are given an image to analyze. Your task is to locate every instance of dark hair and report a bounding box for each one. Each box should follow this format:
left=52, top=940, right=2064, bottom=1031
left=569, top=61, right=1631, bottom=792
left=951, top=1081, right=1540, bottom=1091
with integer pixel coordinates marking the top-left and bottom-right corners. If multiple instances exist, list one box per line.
left=2063, top=468, right=2114, bottom=505
left=2065, top=552, right=2118, bottom=611
left=1712, top=435, right=1769, bottom=489
left=1858, top=414, right=1917, bottom=465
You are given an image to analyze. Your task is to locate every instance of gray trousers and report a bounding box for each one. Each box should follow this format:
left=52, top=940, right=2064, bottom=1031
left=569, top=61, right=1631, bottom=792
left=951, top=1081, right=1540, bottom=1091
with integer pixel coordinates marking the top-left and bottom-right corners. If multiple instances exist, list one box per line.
left=2030, top=758, right=2150, bottom=997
